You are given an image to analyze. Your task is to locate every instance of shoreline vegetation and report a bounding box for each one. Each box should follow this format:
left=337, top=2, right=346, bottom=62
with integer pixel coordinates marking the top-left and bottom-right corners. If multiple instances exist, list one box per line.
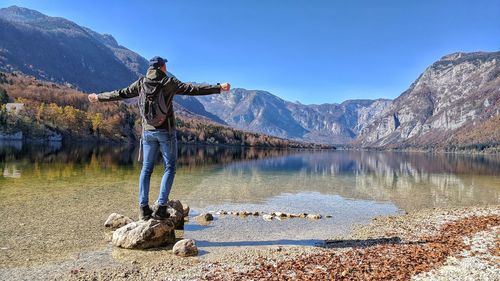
left=0, top=72, right=332, bottom=150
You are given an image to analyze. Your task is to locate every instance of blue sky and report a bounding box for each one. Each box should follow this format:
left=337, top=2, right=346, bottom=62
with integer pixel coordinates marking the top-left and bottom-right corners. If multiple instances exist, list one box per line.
left=1, top=0, right=499, bottom=104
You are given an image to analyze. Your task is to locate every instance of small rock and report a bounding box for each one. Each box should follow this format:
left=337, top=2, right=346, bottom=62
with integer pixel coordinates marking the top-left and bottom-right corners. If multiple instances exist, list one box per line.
left=104, top=213, right=133, bottom=229
left=306, top=214, right=322, bottom=220
left=263, top=214, right=274, bottom=221
left=173, top=239, right=198, bottom=257
left=197, top=213, right=214, bottom=221
left=326, top=215, right=333, bottom=218
left=182, top=205, right=190, bottom=218
left=166, top=200, right=185, bottom=221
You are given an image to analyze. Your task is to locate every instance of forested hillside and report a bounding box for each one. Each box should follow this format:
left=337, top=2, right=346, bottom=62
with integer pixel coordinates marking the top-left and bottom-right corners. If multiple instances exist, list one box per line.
left=0, top=72, right=330, bottom=149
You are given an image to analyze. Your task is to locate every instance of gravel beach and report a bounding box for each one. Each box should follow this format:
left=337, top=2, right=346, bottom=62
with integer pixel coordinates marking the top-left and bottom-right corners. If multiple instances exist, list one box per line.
left=2, top=205, right=495, bottom=281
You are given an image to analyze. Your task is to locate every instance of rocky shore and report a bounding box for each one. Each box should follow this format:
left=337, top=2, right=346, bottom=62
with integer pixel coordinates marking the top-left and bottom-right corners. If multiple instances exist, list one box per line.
left=59, top=205, right=499, bottom=281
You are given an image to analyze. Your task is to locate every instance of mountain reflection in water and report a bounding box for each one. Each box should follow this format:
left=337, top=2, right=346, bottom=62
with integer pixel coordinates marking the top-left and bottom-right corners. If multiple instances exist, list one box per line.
left=1, top=141, right=499, bottom=211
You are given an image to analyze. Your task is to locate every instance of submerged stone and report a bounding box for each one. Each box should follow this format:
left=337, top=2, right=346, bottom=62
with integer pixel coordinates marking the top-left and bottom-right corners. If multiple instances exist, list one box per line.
left=197, top=213, right=214, bottom=221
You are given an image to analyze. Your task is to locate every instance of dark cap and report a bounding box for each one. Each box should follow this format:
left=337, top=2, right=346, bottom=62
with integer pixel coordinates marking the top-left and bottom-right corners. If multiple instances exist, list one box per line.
left=149, top=56, right=167, bottom=68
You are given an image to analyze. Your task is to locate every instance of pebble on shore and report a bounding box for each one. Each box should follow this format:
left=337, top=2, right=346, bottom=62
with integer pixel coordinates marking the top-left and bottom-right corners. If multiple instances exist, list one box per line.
left=216, top=210, right=324, bottom=220
left=262, top=214, right=274, bottom=221
left=172, top=239, right=198, bottom=257
left=195, top=213, right=214, bottom=225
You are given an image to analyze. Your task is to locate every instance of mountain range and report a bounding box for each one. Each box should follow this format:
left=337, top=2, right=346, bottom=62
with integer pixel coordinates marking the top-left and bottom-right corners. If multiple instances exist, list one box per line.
left=1, top=6, right=498, bottom=150
left=0, top=5, right=148, bottom=92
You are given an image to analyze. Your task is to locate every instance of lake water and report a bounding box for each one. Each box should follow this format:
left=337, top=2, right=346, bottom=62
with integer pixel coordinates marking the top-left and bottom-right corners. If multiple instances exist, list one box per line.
left=0, top=141, right=499, bottom=269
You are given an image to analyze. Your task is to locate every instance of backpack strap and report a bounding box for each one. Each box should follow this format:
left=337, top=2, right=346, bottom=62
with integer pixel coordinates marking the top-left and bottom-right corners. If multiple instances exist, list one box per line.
left=137, top=77, right=145, bottom=163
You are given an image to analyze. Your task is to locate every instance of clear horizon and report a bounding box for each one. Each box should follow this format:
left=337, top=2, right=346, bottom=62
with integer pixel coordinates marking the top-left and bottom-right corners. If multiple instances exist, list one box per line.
left=1, top=0, right=499, bottom=104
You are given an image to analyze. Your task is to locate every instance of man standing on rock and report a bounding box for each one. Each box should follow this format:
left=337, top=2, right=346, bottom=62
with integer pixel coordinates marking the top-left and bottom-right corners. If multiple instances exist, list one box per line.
left=88, top=56, right=230, bottom=220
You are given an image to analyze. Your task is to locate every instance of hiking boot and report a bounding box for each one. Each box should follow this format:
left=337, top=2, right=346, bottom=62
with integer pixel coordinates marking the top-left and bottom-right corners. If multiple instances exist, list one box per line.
left=153, top=205, right=170, bottom=220
left=140, top=205, right=153, bottom=220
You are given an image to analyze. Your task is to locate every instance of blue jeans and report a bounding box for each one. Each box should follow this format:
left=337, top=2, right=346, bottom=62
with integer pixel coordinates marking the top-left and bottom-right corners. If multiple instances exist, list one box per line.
left=139, top=130, right=177, bottom=207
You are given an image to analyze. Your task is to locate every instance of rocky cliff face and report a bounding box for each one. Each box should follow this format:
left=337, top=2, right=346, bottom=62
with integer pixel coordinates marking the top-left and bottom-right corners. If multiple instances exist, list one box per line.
left=198, top=88, right=309, bottom=139
left=196, top=51, right=499, bottom=148
left=0, top=6, right=148, bottom=92
left=285, top=99, right=391, bottom=144
left=197, top=90, right=391, bottom=144
left=357, top=51, right=500, bottom=149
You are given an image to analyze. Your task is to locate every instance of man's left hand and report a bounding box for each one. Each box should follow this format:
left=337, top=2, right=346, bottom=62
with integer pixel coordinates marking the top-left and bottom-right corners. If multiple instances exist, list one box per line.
left=88, top=93, right=99, bottom=103
left=220, top=83, right=231, bottom=92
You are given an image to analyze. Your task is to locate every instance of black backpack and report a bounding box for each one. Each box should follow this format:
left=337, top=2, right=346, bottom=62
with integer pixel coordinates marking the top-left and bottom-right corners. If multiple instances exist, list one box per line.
left=138, top=77, right=169, bottom=127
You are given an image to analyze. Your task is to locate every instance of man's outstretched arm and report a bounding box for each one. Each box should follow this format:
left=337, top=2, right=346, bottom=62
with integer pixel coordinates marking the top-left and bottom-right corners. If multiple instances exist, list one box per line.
left=88, top=78, right=142, bottom=103
left=166, top=77, right=230, bottom=96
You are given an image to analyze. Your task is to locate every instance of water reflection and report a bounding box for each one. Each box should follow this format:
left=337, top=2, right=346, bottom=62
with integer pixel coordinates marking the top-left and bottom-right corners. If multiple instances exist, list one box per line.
left=0, top=143, right=500, bottom=210
left=189, top=151, right=499, bottom=210
left=223, top=151, right=500, bottom=176
left=0, top=141, right=296, bottom=170
left=1, top=143, right=499, bottom=211
left=0, top=143, right=498, bottom=268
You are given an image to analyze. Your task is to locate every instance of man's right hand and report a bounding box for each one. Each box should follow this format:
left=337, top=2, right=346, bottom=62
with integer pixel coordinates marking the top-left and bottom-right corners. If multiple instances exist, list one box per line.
left=88, top=93, right=99, bottom=103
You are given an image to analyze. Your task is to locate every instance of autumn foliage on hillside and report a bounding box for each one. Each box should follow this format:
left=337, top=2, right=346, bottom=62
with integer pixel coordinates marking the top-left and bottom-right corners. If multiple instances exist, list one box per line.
left=447, top=114, right=500, bottom=153
left=0, top=72, right=136, bottom=141
left=0, top=72, right=329, bottom=149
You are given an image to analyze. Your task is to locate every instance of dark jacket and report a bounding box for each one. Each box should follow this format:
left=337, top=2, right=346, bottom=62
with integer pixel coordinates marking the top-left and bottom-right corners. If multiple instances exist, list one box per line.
left=97, top=67, right=221, bottom=131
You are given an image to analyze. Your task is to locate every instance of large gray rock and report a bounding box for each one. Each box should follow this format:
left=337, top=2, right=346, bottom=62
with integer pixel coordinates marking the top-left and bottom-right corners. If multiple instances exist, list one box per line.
left=173, top=239, right=198, bottom=257
left=112, top=219, right=175, bottom=249
left=104, top=213, right=133, bottom=229
left=111, top=200, right=185, bottom=249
